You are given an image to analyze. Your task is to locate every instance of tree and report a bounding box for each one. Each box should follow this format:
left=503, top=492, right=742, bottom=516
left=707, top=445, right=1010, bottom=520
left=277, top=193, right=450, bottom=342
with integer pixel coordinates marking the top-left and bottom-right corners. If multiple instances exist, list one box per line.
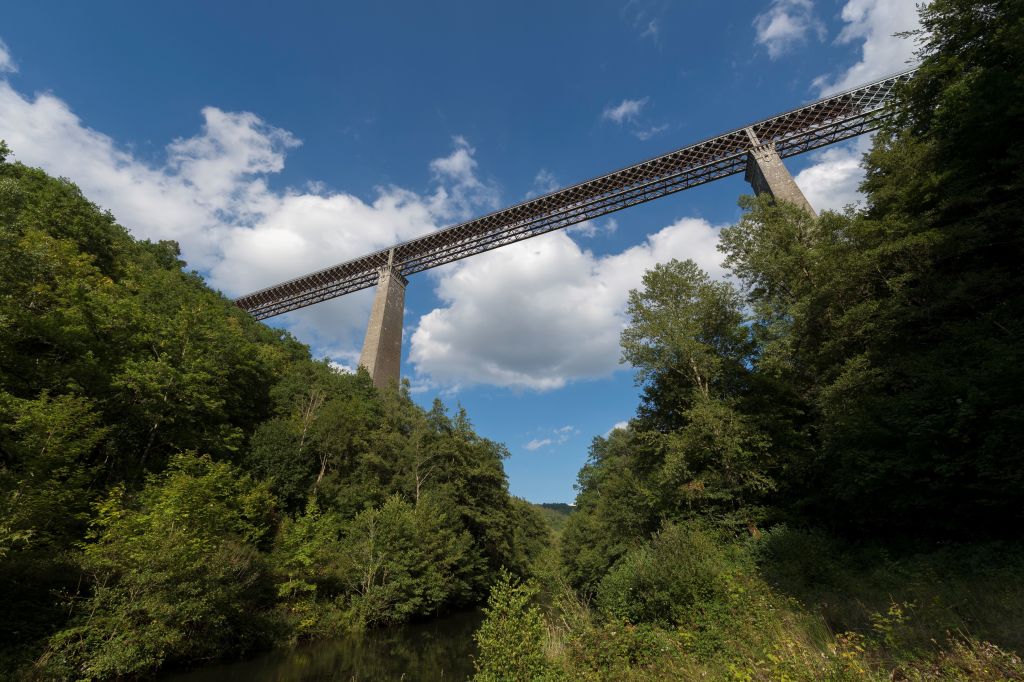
left=621, top=259, right=751, bottom=431
left=38, top=455, right=277, bottom=679
left=473, top=571, right=551, bottom=682
left=714, top=0, right=1024, bottom=536
left=340, top=495, right=475, bottom=626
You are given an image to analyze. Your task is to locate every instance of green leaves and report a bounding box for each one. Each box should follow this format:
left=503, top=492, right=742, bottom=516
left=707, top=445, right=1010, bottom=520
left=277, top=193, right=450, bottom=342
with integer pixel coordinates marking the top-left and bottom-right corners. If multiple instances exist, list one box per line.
left=0, top=141, right=545, bottom=676
left=562, top=257, right=775, bottom=588
left=573, top=0, right=1024, bottom=563
left=622, top=259, right=749, bottom=402
left=473, top=570, right=551, bottom=682
left=341, top=495, right=475, bottom=626
left=39, top=455, right=277, bottom=679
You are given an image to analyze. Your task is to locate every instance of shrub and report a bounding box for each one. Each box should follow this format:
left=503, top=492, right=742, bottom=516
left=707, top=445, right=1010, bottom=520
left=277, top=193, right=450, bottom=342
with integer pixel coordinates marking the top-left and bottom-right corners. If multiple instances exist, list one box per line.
left=752, top=525, right=844, bottom=593
left=473, top=570, right=555, bottom=681
left=596, top=521, right=741, bottom=627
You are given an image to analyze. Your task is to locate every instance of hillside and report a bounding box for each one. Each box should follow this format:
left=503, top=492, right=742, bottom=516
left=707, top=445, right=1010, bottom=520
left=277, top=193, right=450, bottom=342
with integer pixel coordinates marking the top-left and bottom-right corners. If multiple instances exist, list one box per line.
left=530, top=502, right=574, bottom=534
left=0, top=144, right=548, bottom=678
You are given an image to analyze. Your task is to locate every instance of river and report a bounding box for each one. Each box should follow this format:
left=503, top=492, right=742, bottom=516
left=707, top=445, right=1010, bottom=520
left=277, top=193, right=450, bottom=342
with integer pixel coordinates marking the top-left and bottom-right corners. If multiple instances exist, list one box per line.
left=162, top=610, right=483, bottom=682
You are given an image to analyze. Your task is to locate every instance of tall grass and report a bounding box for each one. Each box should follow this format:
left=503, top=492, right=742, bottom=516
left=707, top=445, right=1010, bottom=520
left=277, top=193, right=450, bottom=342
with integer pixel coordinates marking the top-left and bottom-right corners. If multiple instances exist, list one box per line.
left=473, top=523, right=1024, bottom=680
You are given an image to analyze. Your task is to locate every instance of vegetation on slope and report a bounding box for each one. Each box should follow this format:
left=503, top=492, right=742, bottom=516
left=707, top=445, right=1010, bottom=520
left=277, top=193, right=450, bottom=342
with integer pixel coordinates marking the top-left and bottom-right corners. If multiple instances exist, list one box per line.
left=530, top=502, right=573, bottom=534
left=473, top=1, right=1024, bottom=679
left=0, top=140, right=548, bottom=679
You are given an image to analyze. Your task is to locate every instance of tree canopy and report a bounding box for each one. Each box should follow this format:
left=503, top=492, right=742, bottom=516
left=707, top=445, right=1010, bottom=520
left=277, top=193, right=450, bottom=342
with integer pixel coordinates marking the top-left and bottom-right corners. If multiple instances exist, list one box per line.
left=0, top=141, right=547, bottom=678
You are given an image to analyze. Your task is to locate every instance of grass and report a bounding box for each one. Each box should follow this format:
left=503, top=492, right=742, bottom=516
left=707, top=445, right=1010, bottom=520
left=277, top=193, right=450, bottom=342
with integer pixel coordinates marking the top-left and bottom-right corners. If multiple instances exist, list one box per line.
left=476, top=525, right=1024, bottom=681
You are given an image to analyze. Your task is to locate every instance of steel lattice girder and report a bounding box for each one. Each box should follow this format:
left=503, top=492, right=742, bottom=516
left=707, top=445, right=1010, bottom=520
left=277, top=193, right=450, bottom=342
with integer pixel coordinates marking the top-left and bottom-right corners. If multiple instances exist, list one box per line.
left=236, top=69, right=914, bottom=320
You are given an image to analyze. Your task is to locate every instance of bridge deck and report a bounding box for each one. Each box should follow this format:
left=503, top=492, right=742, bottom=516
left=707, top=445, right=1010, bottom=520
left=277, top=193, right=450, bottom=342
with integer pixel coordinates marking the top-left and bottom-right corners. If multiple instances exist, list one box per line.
left=236, top=70, right=914, bottom=320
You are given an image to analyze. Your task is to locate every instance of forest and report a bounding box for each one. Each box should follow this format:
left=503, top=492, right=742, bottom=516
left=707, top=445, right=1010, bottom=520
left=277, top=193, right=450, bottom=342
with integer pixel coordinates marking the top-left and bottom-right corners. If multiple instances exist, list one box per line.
left=471, top=1, right=1024, bottom=680
left=2, top=0, right=1023, bottom=680
left=0, top=124, right=548, bottom=676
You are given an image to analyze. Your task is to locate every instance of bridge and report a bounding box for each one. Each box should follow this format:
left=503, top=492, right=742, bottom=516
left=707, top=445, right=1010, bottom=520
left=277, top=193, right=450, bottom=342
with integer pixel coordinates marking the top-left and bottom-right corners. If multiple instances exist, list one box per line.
left=236, top=69, right=915, bottom=388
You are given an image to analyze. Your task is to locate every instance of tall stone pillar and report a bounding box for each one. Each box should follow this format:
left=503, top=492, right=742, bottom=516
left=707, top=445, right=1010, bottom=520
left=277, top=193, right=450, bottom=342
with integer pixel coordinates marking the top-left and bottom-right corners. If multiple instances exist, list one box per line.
left=743, top=127, right=816, bottom=217
left=358, top=255, right=408, bottom=389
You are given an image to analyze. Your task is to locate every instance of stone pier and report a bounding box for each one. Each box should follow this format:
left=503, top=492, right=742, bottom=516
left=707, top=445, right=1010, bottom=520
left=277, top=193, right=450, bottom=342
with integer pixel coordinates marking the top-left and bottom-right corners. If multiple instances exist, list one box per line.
left=358, top=255, right=408, bottom=389
left=743, top=127, right=816, bottom=216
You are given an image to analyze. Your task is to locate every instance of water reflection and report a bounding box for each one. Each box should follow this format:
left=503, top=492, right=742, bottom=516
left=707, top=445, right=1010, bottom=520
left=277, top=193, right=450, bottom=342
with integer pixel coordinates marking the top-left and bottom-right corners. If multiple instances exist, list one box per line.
left=164, top=610, right=482, bottom=682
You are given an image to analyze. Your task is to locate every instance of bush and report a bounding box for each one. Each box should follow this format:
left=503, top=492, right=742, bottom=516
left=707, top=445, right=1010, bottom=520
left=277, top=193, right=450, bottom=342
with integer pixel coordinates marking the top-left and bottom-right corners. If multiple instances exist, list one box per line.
left=752, top=525, right=844, bottom=593
left=596, top=522, right=742, bottom=627
left=270, top=497, right=352, bottom=639
left=566, top=621, right=680, bottom=678
left=473, top=571, right=555, bottom=681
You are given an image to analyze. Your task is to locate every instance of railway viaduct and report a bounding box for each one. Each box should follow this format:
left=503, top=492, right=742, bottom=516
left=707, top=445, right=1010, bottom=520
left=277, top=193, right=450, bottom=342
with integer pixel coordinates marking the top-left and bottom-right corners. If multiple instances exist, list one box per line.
left=235, top=71, right=914, bottom=388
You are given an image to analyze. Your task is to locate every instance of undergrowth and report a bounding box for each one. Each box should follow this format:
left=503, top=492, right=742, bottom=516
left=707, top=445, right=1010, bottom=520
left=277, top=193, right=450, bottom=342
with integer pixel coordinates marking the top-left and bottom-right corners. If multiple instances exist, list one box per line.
left=473, top=525, right=1024, bottom=681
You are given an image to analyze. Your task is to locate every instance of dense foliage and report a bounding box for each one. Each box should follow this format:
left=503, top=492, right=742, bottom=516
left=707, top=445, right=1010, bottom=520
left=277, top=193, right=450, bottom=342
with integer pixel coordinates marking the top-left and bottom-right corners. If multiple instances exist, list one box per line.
left=0, top=141, right=547, bottom=678
left=474, top=1, right=1024, bottom=679
left=562, top=0, right=1024, bottom=588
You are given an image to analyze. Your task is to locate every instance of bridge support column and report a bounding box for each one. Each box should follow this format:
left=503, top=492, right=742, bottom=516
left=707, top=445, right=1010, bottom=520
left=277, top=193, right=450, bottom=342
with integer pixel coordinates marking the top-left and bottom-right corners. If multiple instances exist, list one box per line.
left=743, top=128, right=816, bottom=217
left=358, top=255, right=408, bottom=389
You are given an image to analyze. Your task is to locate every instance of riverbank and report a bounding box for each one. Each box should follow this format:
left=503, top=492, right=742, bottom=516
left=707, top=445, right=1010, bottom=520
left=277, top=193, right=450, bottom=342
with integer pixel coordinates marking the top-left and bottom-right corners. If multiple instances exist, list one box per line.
left=473, top=529, right=1024, bottom=680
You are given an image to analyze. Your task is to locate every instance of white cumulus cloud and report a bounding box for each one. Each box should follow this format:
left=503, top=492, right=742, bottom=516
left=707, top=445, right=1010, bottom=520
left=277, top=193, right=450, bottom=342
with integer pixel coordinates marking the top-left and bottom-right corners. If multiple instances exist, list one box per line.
left=0, top=45, right=497, bottom=363
left=814, top=0, right=921, bottom=95
left=794, top=135, right=873, bottom=212
left=409, top=217, right=725, bottom=391
left=754, top=0, right=825, bottom=59
left=605, top=421, right=629, bottom=437
left=791, top=1, right=923, bottom=211
left=428, top=135, right=500, bottom=220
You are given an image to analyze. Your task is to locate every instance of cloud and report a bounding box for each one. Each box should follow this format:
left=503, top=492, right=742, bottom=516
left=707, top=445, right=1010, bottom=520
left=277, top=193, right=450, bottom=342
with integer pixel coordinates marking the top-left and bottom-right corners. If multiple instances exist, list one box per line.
left=640, top=20, right=660, bottom=42
left=409, top=217, right=725, bottom=391
left=621, top=1, right=665, bottom=45
left=794, top=136, right=873, bottom=212
left=754, top=0, right=825, bottom=59
left=428, top=135, right=500, bottom=219
left=567, top=217, right=617, bottom=239
left=634, top=124, right=669, bottom=141
left=328, top=360, right=356, bottom=374
left=813, top=0, right=921, bottom=95
left=0, top=39, right=16, bottom=73
left=605, top=421, right=629, bottom=437
left=602, top=98, right=667, bottom=141
left=602, top=98, right=648, bottom=125
left=524, top=425, right=579, bottom=451
left=0, top=51, right=496, bottom=363
left=526, top=168, right=560, bottom=199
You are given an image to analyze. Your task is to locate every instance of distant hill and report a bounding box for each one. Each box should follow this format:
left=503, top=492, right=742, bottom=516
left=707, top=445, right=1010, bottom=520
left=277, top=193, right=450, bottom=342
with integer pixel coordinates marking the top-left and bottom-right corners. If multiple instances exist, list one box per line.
left=531, top=502, right=574, bottom=533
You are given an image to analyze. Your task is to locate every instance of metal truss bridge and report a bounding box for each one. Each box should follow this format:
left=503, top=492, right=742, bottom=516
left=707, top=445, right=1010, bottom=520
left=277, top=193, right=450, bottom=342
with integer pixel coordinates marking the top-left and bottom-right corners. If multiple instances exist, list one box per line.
left=236, top=69, right=914, bottom=320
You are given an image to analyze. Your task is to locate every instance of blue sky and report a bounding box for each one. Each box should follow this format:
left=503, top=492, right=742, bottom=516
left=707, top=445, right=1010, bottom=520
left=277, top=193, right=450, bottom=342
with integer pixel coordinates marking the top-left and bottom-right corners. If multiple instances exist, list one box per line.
left=0, top=1, right=920, bottom=502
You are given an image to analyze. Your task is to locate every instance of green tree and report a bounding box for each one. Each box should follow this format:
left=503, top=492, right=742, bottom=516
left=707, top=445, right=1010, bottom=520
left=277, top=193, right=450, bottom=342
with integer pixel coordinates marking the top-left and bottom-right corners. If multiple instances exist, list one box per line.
left=621, top=259, right=751, bottom=431
left=714, top=0, right=1024, bottom=536
left=38, top=454, right=277, bottom=679
left=473, top=571, right=552, bottom=682
left=341, top=495, right=475, bottom=626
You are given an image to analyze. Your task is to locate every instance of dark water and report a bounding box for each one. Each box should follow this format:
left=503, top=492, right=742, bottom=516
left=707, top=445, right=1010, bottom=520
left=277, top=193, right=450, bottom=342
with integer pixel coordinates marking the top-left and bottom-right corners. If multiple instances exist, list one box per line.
left=163, top=611, right=483, bottom=682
